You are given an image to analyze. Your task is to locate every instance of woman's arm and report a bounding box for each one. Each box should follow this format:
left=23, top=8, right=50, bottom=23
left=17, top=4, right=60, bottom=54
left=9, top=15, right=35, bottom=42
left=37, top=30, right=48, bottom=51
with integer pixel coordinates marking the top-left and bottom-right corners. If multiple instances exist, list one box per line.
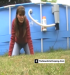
left=8, top=19, right=15, bottom=56
left=26, top=19, right=34, bottom=54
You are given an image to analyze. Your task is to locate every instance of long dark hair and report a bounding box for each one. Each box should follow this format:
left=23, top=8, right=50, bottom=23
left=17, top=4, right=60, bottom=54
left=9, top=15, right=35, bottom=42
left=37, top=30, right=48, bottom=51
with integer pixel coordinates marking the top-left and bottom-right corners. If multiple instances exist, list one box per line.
left=14, top=6, right=26, bottom=38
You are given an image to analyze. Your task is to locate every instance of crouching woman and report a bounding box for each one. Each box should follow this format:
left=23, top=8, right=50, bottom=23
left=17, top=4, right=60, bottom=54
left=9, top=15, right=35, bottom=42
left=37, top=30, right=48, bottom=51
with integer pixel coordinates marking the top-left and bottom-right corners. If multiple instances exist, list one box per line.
left=8, top=6, right=34, bottom=56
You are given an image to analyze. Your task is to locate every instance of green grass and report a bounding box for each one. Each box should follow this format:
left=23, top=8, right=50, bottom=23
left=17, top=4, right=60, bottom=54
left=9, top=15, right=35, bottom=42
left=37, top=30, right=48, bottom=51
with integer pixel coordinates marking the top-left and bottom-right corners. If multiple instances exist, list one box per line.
left=0, top=50, right=70, bottom=75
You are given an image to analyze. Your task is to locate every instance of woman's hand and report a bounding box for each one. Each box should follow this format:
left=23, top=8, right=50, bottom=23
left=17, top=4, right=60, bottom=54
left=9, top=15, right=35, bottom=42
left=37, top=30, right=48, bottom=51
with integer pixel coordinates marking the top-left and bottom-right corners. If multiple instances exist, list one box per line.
left=8, top=56, right=11, bottom=57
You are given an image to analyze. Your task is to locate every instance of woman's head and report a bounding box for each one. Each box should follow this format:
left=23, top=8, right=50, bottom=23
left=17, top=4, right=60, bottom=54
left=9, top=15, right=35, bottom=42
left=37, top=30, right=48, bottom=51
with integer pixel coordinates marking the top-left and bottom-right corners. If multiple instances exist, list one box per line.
left=15, top=6, right=26, bottom=37
left=16, top=6, right=25, bottom=23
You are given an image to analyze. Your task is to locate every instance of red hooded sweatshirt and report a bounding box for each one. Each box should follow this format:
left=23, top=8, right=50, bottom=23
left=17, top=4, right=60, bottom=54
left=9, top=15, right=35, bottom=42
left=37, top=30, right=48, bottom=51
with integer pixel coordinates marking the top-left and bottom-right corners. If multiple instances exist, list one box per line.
left=8, top=18, right=34, bottom=56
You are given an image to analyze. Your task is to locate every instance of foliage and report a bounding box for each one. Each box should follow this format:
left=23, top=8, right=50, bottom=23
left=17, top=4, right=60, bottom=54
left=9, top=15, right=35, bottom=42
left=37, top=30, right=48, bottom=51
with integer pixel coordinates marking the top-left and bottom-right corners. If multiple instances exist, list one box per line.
left=41, top=0, right=57, bottom=3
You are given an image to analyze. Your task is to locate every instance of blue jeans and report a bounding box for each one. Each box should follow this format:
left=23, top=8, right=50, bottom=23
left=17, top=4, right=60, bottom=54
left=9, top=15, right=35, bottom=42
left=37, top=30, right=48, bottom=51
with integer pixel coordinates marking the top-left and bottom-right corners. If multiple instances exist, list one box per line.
left=12, top=42, right=30, bottom=56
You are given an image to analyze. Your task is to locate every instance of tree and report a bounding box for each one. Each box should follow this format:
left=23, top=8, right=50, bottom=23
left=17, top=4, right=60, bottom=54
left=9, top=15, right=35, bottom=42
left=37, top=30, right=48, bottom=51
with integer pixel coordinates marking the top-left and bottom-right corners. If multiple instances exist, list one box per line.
left=0, top=0, right=31, bottom=7
left=41, top=0, right=57, bottom=3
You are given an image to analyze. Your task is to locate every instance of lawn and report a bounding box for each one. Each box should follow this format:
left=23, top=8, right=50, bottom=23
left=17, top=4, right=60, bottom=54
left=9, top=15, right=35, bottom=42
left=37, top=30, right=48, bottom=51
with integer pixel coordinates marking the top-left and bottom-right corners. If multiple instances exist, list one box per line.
left=0, top=50, right=70, bottom=75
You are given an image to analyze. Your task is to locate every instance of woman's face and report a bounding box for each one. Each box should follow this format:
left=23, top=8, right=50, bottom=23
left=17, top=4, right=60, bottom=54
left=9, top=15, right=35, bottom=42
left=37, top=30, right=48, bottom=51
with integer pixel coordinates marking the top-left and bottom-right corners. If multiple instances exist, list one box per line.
left=17, top=13, right=25, bottom=23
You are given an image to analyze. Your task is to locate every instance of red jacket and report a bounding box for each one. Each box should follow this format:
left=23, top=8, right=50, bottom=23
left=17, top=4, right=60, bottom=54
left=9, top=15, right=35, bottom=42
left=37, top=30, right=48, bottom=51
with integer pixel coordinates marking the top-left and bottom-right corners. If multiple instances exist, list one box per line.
left=8, top=18, right=34, bottom=56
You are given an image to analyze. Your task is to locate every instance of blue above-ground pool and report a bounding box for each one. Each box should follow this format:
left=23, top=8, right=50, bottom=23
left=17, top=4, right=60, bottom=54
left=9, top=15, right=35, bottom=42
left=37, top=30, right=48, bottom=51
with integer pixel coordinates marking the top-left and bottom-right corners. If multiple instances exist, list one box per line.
left=0, top=2, right=70, bottom=55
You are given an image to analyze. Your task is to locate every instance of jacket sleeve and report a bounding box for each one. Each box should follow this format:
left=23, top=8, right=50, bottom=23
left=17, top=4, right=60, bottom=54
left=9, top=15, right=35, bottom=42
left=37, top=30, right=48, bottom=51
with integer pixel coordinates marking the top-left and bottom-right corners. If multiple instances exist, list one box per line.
left=26, top=19, right=34, bottom=54
left=8, top=20, right=15, bottom=56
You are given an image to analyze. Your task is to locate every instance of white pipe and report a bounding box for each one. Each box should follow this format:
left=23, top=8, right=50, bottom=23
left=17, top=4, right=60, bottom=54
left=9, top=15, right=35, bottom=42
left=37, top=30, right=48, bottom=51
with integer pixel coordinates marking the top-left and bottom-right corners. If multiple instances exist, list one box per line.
left=28, top=9, right=55, bottom=27
left=66, top=6, right=69, bottom=49
left=9, top=6, right=11, bottom=34
left=40, top=2, right=43, bottom=52
left=66, top=6, right=68, bottom=31
left=41, top=39, right=43, bottom=52
left=40, top=3, right=43, bottom=31
left=2, top=2, right=70, bottom=8
left=4, top=4, right=15, bottom=8
left=34, top=2, right=70, bottom=7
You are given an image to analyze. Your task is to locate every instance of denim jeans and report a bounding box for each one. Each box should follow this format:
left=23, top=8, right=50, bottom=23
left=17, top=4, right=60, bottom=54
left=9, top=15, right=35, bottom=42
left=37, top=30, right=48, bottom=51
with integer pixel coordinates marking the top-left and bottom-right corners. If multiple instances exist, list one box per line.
left=12, top=42, right=30, bottom=56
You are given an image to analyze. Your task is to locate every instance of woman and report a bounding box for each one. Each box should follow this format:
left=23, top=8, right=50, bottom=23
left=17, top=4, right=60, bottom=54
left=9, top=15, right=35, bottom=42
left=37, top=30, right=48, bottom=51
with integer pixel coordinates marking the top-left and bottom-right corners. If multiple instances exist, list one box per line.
left=8, top=6, right=34, bottom=56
